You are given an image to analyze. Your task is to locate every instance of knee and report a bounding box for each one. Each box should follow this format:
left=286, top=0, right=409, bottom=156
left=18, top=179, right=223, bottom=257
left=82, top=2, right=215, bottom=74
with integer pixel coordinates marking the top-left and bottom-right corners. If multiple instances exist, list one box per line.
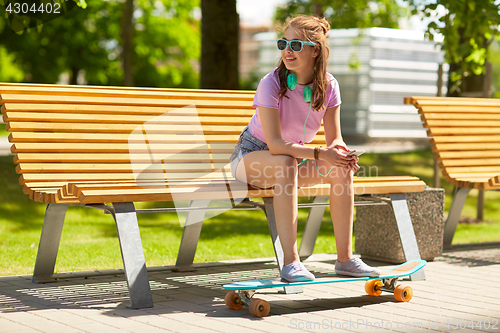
left=327, top=167, right=353, bottom=185
left=274, top=155, right=298, bottom=181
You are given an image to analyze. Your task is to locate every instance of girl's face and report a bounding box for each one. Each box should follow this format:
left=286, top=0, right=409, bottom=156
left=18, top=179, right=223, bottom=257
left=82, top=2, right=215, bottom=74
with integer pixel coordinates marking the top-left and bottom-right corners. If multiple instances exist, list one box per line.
left=281, top=28, right=318, bottom=76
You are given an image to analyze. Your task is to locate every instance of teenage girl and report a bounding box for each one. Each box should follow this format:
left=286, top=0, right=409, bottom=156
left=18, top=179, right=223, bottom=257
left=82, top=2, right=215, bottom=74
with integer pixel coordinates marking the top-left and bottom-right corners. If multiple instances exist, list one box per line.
left=229, top=15, right=380, bottom=282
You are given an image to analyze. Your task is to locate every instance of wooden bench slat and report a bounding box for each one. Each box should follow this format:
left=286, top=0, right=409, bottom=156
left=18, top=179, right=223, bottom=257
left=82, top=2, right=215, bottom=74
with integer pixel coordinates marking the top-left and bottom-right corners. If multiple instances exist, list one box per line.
left=0, top=94, right=255, bottom=108
left=64, top=176, right=422, bottom=196
left=437, top=151, right=500, bottom=159
left=26, top=176, right=372, bottom=199
left=2, top=103, right=256, bottom=116
left=19, top=171, right=235, bottom=185
left=11, top=142, right=236, bottom=153
left=443, top=166, right=500, bottom=174
left=418, top=105, right=500, bottom=113
left=8, top=132, right=240, bottom=143
left=76, top=180, right=427, bottom=204
left=430, top=135, right=500, bottom=143
left=3, top=112, right=253, bottom=126
left=405, top=96, right=500, bottom=107
left=425, top=120, right=500, bottom=127
left=13, top=153, right=232, bottom=163
left=421, top=113, right=500, bottom=120
left=0, top=81, right=254, bottom=94
left=445, top=172, right=499, bottom=179
left=432, top=143, right=500, bottom=152
left=7, top=132, right=328, bottom=145
left=439, top=158, right=500, bottom=167
left=428, top=128, right=500, bottom=135
left=20, top=174, right=421, bottom=190
left=6, top=122, right=258, bottom=135
left=16, top=162, right=224, bottom=173
left=0, top=86, right=256, bottom=100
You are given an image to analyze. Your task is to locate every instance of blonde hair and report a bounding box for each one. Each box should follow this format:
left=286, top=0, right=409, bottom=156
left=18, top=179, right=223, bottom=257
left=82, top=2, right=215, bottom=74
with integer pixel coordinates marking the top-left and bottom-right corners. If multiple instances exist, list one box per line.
left=277, top=15, right=330, bottom=111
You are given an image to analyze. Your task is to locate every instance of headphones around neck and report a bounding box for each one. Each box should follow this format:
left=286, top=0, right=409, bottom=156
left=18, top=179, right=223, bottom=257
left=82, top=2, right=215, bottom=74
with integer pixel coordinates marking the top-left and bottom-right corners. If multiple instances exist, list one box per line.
left=286, top=70, right=312, bottom=103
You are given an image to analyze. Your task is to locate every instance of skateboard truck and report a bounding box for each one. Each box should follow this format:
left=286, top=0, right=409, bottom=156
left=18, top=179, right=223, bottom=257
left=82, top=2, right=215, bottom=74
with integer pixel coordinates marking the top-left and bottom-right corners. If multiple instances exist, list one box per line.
left=365, top=277, right=413, bottom=302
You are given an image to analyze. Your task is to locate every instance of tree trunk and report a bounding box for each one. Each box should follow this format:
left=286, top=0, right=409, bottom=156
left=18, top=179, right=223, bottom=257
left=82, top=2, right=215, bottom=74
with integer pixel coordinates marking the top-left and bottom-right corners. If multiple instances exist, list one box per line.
left=313, top=1, right=323, bottom=17
left=200, top=0, right=239, bottom=89
left=122, top=0, right=134, bottom=87
left=70, top=67, right=79, bottom=85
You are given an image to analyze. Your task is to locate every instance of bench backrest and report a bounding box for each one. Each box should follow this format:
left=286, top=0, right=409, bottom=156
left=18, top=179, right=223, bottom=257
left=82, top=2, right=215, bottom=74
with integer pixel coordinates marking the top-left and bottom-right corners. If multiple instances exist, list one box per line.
left=405, top=96, right=500, bottom=188
left=0, top=83, right=327, bottom=203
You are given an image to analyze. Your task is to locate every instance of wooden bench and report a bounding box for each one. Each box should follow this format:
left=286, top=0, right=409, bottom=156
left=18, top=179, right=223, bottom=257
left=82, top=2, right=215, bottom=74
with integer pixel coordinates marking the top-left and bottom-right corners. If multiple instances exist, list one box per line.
left=405, top=96, right=500, bottom=247
left=1, top=82, right=427, bottom=308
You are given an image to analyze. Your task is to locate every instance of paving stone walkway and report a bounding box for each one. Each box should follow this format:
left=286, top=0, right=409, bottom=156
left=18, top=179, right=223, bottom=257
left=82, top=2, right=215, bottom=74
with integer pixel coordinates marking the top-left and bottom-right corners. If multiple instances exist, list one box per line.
left=1, top=245, right=499, bottom=332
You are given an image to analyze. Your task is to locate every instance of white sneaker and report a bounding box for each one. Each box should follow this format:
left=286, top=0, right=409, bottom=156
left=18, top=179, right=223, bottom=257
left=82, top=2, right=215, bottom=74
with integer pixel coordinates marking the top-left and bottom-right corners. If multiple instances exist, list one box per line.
left=335, top=258, right=381, bottom=277
left=281, top=262, right=315, bottom=282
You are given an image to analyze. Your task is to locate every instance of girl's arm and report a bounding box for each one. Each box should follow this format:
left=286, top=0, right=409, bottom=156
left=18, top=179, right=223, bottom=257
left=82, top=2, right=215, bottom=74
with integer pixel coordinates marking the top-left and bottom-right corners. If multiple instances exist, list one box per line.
left=321, top=105, right=359, bottom=170
left=259, top=106, right=316, bottom=160
left=323, top=105, right=345, bottom=148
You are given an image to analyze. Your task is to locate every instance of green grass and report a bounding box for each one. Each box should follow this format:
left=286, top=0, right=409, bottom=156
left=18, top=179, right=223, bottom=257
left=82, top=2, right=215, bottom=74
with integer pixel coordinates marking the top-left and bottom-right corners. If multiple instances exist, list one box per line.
left=0, top=148, right=499, bottom=276
left=0, top=123, right=8, bottom=137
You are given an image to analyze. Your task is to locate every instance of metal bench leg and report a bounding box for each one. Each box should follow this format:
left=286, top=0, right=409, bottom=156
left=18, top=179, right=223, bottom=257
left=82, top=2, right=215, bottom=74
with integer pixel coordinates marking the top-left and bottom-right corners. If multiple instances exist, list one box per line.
left=389, top=194, right=425, bottom=281
left=174, top=200, right=211, bottom=271
left=112, top=202, right=153, bottom=309
left=263, top=197, right=303, bottom=294
left=299, top=196, right=329, bottom=260
left=443, top=187, right=471, bottom=248
left=32, top=204, right=69, bottom=283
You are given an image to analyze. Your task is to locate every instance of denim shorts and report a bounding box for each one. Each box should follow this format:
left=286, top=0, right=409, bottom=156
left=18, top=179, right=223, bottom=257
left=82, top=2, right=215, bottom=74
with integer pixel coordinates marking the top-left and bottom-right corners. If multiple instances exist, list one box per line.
left=230, top=126, right=269, bottom=177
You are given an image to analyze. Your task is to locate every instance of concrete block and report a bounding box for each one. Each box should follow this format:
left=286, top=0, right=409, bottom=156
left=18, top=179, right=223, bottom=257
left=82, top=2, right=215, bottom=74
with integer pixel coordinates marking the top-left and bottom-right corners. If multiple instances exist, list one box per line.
left=355, top=188, right=445, bottom=263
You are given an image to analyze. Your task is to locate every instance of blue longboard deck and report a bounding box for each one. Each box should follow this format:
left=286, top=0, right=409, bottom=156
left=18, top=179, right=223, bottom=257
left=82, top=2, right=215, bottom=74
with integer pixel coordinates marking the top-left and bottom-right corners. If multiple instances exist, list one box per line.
left=223, top=260, right=426, bottom=291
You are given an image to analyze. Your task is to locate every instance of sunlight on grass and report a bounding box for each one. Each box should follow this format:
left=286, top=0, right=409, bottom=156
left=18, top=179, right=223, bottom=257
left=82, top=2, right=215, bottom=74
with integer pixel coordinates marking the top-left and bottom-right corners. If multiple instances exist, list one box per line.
left=454, top=221, right=500, bottom=244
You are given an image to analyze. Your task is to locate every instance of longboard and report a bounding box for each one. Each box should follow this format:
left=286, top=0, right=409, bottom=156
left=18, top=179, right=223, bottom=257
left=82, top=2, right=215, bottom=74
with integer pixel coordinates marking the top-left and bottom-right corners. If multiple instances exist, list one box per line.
left=223, top=259, right=426, bottom=317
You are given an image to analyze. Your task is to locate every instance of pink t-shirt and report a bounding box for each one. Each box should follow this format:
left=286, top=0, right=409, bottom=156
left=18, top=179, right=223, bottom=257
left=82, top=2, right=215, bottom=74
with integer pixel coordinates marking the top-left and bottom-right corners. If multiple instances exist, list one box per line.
left=248, top=68, right=341, bottom=145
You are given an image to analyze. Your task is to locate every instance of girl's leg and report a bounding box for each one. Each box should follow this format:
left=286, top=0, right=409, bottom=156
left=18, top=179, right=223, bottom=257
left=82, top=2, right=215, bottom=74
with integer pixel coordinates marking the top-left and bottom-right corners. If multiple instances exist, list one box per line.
left=296, top=160, right=380, bottom=276
left=235, top=150, right=300, bottom=266
left=296, top=160, right=354, bottom=262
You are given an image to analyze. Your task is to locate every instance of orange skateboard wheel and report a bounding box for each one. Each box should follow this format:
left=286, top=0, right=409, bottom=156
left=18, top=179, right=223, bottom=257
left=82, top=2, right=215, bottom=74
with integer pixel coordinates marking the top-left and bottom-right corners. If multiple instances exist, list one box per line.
left=249, top=298, right=270, bottom=317
left=394, top=284, right=413, bottom=302
left=225, top=291, right=244, bottom=310
left=365, top=280, right=383, bottom=296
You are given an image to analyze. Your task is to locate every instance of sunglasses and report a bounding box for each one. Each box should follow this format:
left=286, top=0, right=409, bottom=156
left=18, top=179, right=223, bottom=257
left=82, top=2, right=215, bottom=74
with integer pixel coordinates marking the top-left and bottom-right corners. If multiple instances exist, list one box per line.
left=276, top=39, right=317, bottom=52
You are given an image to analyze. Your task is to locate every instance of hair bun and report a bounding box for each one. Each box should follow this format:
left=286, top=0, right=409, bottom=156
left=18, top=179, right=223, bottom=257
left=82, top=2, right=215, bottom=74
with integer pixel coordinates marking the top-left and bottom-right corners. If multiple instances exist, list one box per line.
left=316, top=17, right=330, bottom=34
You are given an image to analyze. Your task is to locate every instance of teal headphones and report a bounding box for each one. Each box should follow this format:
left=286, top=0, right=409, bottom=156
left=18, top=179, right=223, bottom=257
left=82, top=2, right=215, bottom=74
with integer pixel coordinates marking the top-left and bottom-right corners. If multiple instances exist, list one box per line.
left=285, top=70, right=334, bottom=177
left=286, top=70, right=312, bottom=102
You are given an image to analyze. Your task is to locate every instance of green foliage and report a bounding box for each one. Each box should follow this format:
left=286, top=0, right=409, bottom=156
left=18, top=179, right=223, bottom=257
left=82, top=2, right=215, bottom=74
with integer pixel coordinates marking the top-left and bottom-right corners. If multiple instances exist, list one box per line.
left=407, top=0, right=500, bottom=93
left=274, top=0, right=407, bottom=29
left=0, top=45, right=23, bottom=81
left=0, top=0, right=200, bottom=88
left=490, top=38, right=500, bottom=98
left=0, top=0, right=86, bottom=34
left=132, top=0, right=200, bottom=88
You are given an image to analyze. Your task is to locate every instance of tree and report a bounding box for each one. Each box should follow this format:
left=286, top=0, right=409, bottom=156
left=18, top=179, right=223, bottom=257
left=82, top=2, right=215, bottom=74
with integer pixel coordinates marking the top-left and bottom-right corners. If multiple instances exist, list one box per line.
left=274, top=0, right=406, bottom=29
left=0, top=0, right=200, bottom=88
left=200, top=0, right=239, bottom=89
left=407, top=0, right=500, bottom=96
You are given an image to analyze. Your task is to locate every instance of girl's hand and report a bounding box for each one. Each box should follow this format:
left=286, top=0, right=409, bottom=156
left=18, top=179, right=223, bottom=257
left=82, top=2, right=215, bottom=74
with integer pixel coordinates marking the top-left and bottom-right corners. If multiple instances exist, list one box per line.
left=321, top=144, right=360, bottom=173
